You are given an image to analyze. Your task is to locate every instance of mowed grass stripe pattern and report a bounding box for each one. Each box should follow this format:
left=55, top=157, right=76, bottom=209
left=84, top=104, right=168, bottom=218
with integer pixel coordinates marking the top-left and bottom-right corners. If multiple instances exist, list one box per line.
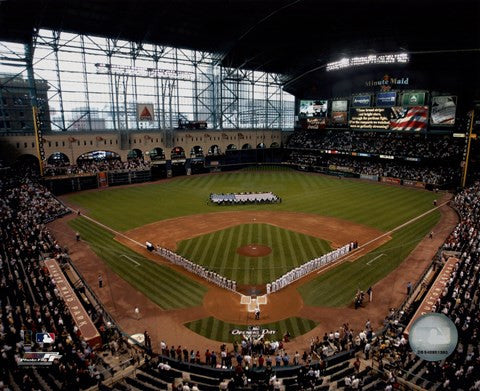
left=298, top=210, right=440, bottom=307
left=69, top=217, right=207, bottom=310
left=185, top=316, right=317, bottom=343
left=67, top=169, right=439, bottom=232
left=176, top=223, right=332, bottom=285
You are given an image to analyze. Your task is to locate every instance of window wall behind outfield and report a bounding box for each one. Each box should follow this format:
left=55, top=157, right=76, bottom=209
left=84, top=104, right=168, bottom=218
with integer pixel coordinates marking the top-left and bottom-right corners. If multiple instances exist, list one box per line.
left=0, top=30, right=295, bottom=132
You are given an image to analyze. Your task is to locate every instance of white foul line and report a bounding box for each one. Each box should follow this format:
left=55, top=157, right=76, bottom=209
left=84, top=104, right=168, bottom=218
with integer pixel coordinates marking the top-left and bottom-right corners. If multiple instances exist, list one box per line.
left=67, top=207, right=145, bottom=249
left=366, top=253, right=385, bottom=265
left=315, top=200, right=449, bottom=275
left=120, top=255, right=141, bottom=266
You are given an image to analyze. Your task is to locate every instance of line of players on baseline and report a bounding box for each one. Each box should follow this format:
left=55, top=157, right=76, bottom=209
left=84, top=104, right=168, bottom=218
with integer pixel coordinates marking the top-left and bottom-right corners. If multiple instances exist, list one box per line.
left=266, top=241, right=358, bottom=294
left=148, top=242, right=237, bottom=291
left=147, top=240, right=358, bottom=294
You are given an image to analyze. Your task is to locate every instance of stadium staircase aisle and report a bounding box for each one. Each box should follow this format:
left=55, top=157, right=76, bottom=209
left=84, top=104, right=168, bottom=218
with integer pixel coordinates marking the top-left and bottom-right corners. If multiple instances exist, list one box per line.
left=34, top=368, right=62, bottom=391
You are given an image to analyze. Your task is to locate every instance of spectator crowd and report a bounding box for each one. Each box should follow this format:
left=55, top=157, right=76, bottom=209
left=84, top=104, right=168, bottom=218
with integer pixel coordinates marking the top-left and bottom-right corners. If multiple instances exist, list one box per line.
left=0, top=172, right=131, bottom=390
left=287, top=152, right=460, bottom=185
left=287, top=130, right=464, bottom=160
left=43, top=158, right=151, bottom=177
left=286, top=130, right=464, bottom=186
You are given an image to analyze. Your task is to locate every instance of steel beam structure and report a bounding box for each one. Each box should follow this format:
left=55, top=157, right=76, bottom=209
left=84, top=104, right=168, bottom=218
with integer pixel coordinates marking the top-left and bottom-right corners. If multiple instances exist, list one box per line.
left=0, top=29, right=294, bottom=136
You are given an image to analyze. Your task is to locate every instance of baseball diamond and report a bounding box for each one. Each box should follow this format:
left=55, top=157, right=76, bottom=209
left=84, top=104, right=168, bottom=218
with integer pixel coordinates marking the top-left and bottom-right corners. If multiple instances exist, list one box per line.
left=60, top=169, right=445, bottom=344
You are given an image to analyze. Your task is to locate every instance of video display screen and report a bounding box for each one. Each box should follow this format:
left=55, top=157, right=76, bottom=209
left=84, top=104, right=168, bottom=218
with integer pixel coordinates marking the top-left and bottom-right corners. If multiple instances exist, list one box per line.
left=299, top=100, right=328, bottom=118
left=430, top=96, right=456, bottom=125
left=331, top=100, right=348, bottom=112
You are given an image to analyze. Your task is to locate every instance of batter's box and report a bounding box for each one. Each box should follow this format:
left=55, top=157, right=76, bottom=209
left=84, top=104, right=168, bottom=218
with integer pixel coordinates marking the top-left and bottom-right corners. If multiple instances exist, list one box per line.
left=240, top=295, right=252, bottom=305
left=256, top=295, right=267, bottom=305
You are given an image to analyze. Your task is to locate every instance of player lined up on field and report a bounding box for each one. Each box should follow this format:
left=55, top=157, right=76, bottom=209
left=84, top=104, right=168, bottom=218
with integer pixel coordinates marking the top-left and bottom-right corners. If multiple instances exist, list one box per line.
left=152, top=244, right=237, bottom=291
left=267, top=241, right=358, bottom=293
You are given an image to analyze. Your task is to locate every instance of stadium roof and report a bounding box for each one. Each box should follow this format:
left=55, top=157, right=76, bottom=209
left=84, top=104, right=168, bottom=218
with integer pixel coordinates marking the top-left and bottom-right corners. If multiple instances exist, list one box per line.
left=0, top=0, right=479, bottom=97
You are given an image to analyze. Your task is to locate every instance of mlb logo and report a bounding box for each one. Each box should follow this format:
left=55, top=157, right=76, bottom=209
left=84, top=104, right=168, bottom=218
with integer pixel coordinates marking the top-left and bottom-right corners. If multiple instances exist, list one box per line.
left=36, top=333, right=55, bottom=344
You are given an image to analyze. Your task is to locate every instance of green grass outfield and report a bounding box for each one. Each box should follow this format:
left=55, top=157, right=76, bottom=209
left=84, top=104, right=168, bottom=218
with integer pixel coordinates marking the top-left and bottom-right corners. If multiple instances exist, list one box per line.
left=66, top=169, right=441, bottom=314
left=185, top=316, right=317, bottom=343
left=67, top=169, right=439, bottom=233
left=68, top=217, right=207, bottom=310
left=176, top=223, right=332, bottom=285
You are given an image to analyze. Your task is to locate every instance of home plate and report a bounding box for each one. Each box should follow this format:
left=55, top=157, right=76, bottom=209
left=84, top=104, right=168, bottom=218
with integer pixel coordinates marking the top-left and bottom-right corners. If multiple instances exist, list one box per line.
left=240, top=295, right=252, bottom=305
left=248, top=300, right=259, bottom=312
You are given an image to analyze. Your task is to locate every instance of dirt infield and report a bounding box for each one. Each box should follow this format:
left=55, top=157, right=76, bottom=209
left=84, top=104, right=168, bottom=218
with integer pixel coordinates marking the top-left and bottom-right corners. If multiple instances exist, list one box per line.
left=236, top=244, right=272, bottom=257
left=122, top=210, right=385, bottom=251
left=50, top=193, right=457, bottom=355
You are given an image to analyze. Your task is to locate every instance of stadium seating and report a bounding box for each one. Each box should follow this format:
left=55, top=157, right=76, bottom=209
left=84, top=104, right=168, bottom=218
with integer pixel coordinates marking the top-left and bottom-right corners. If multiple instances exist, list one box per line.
left=3, top=160, right=480, bottom=390
left=286, top=130, right=464, bottom=186
left=287, top=130, right=464, bottom=160
left=0, top=174, right=136, bottom=390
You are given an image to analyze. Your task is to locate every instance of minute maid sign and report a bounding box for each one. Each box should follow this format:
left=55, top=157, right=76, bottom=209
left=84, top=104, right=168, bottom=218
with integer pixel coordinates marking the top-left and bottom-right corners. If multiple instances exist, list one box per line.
left=365, top=74, right=409, bottom=91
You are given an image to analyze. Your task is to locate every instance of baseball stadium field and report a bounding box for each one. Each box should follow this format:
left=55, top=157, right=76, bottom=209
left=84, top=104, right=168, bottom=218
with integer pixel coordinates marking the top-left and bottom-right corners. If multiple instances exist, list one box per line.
left=59, top=167, right=446, bottom=345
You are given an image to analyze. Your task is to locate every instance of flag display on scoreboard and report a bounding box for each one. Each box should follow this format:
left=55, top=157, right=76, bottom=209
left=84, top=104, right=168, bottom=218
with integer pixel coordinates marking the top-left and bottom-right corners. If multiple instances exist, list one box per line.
left=430, top=96, right=457, bottom=125
left=350, top=106, right=428, bottom=130
left=389, top=106, right=428, bottom=131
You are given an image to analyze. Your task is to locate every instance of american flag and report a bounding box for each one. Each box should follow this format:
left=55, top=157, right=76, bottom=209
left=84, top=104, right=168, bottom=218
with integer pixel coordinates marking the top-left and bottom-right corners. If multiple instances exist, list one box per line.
left=390, top=106, right=428, bottom=131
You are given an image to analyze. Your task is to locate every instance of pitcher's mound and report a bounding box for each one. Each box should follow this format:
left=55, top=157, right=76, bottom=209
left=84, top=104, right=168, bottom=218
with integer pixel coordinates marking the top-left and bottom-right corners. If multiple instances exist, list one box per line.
left=237, top=244, right=272, bottom=257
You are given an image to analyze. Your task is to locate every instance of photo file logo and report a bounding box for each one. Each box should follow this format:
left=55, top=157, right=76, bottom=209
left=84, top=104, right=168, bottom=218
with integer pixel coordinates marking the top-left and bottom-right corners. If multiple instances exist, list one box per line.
left=18, top=352, right=62, bottom=366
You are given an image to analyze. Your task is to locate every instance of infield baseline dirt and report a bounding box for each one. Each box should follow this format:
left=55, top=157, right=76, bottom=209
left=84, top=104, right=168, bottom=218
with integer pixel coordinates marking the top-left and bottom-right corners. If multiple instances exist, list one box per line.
left=121, top=210, right=385, bottom=251
left=51, top=194, right=456, bottom=355
left=117, top=211, right=389, bottom=296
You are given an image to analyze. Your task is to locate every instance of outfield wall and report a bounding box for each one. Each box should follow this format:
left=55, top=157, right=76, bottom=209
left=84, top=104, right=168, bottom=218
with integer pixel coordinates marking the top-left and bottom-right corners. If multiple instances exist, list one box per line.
left=41, top=160, right=437, bottom=196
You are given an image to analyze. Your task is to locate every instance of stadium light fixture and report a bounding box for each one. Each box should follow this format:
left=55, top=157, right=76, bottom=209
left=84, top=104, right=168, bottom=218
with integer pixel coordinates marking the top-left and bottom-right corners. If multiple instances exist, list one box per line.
left=95, top=63, right=194, bottom=80
left=326, top=53, right=409, bottom=72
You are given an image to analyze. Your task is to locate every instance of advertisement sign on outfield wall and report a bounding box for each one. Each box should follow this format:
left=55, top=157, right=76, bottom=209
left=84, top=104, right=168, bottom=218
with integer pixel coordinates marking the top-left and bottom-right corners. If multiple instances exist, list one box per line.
left=381, top=176, right=401, bottom=185
left=137, top=103, right=154, bottom=121
left=360, top=174, right=379, bottom=181
left=403, top=179, right=426, bottom=189
left=304, top=117, right=327, bottom=129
